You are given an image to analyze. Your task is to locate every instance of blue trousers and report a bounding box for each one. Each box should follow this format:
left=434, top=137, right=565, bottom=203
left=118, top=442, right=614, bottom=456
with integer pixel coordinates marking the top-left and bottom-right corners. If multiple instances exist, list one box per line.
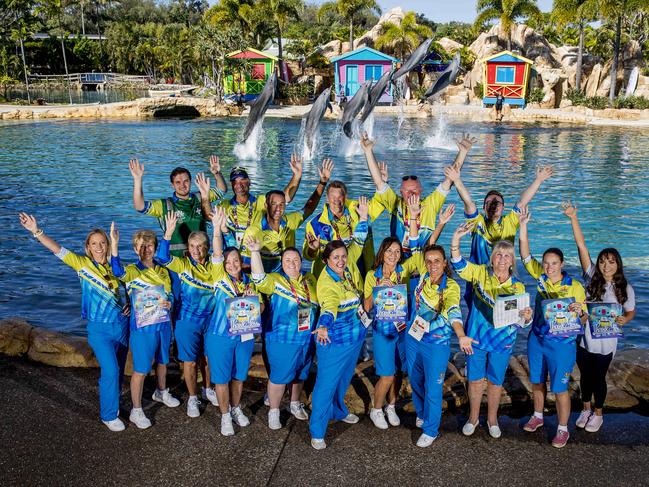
left=309, top=339, right=363, bottom=439
left=87, top=319, right=129, bottom=421
left=406, top=335, right=450, bottom=438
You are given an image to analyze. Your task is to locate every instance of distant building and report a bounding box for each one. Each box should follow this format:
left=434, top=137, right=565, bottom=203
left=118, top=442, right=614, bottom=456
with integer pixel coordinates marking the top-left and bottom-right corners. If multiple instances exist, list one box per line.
left=330, top=47, right=399, bottom=103
left=482, top=50, right=533, bottom=108
left=224, top=48, right=278, bottom=102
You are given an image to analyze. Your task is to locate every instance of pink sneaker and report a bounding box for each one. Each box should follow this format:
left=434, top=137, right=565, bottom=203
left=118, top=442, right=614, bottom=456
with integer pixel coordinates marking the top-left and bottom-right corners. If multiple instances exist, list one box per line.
left=523, top=416, right=544, bottom=432
left=552, top=429, right=570, bottom=448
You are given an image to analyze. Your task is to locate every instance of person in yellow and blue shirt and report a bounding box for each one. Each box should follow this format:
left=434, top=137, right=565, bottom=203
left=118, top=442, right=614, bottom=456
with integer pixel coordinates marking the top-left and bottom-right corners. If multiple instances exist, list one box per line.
left=205, top=207, right=263, bottom=437
left=248, top=237, right=319, bottom=430
left=302, top=180, right=383, bottom=277
left=518, top=208, right=587, bottom=448
left=155, top=211, right=217, bottom=419
left=359, top=132, right=474, bottom=259
left=19, top=213, right=129, bottom=432
left=450, top=221, right=532, bottom=440
left=208, top=155, right=304, bottom=249
left=402, top=244, right=471, bottom=448
left=110, top=224, right=181, bottom=430
left=240, top=159, right=334, bottom=273
left=309, top=197, right=370, bottom=450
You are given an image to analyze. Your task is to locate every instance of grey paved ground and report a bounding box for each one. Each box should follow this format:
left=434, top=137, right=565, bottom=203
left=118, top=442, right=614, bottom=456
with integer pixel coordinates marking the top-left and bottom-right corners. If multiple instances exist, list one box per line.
left=1, top=354, right=648, bottom=487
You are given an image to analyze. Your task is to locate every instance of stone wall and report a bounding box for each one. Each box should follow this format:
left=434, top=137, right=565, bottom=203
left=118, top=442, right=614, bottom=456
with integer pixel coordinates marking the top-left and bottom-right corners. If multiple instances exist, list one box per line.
left=2, top=318, right=647, bottom=413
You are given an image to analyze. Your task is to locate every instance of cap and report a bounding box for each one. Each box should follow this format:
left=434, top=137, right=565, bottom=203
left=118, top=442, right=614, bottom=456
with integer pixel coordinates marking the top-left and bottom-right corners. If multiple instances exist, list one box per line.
left=229, top=167, right=249, bottom=181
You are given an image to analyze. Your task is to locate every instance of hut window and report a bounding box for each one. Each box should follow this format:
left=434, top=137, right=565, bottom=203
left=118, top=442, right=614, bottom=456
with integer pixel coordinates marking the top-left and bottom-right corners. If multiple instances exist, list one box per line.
left=252, top=64, right=266, bottom=79
left=365, top=65, right=383, bottom=83
left=495, top=66, right=515, bottom=84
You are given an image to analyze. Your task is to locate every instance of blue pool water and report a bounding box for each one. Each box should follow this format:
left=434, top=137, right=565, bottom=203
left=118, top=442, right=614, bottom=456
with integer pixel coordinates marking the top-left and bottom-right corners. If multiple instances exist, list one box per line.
left=0, top=115, right=646, bottom=353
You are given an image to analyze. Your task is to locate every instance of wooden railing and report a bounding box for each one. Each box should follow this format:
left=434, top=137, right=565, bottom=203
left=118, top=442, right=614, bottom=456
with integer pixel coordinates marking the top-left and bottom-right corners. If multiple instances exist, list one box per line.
left=27, top=73, right=152, bottom=85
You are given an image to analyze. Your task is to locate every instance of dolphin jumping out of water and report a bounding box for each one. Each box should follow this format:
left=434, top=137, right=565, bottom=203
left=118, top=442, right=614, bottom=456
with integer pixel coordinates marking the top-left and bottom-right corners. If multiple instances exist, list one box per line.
left=392, top=38, right=433, bottom=81
left=359, top=67, right=395, bottom=126
left=421, top=52, right=461, bottom=101
left=303, top=86, right=333, bottom=154
left=241, top=72, right=277, bottom=143
left=342, top=80, right=372, bottom=138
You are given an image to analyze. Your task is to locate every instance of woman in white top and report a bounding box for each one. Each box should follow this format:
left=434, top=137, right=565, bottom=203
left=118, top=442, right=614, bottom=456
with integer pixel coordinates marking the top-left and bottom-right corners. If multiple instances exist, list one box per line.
left=564, top=203, right=636, bottom=432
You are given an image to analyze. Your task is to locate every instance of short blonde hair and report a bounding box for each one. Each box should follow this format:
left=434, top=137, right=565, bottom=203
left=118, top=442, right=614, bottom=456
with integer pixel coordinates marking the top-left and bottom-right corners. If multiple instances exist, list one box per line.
left=132, top=230, right=158, bottom=250
left=188, top=231, right=210, bottom=249
left=85, top=228, right=110, bottom=261
left=490, top=240, right=517, bottom=276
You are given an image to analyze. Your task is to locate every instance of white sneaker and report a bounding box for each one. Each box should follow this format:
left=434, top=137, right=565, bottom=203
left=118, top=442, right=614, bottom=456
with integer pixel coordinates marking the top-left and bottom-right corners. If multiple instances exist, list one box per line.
left=221, top=412, right=235, bottom=436
left=102, top=417, right=125, bottom=432
left=384, top=404, right=401, bottom=426
left=289, top=401, right=309, bottom=421
left=231, top=406, right=250, bottom=427
left=186, top=396, right=201, bottom=418
left=576, top=410, right=592, bottom=429
left=416, top=433, right=437, bottom=447
left=152, top=388, right=180, bottom=408
left=311, top=438, right=327, bottom=450
left=342, top=413, right=359, bottom=424
left=487, top=422, right=502, bottom=439
left=268, top=408, right=282, bottom=430
left=462, top=420, right=479, bottom=436
left=369, top=408, right=389, bottom=430
left=416, top=417, right=424, bottom=428
left=129, top=408, right=152, bottom=429
left=585, top=413, right=604, bottom=433
left=202, top=387, right=219, bottom=407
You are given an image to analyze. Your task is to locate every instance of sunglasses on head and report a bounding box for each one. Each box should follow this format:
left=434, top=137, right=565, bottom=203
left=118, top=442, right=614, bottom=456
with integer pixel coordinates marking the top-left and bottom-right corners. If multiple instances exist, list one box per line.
left=401, top=175, right=418, bottom=182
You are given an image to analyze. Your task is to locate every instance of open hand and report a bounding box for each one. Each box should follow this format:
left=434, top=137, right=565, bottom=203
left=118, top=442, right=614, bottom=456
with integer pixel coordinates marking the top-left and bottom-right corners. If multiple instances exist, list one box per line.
left=164, top=211, right=178, bottom=240
left=211, top=206, right=226, bottom=231
left=518, top=206, right=531, bottom=226
left=129, top=158, right=144, bottom=179
left=453, top=221, right=474, bottom=240
left=209, top=155, right=221, bottom=174
left=244, top=235, right=261, bottom=252
left=455, top=133, right=477, bottom=154
left=357, top=196, right=369, bottom=221
left=18, top=212, right=38, bottom=233
left=312, top=327, right=331, bottom=345
left=195, top=172, right=210, bottom=196
left=379, top=162, right=389, bottom=184
left=318, top=158, right=334, bottom=183
left=110, top=221, right=119, bottom=245
left=407, top=194, right=421, bottom=219
left=459, top=335, right=478, bottom=355
left=290, top=153, right=303, bottom=177
left=536, top=165, right=554, bottom=182
left=306, top=233, right=320, bottom=252
left=439, top=204, right=456, bottom=225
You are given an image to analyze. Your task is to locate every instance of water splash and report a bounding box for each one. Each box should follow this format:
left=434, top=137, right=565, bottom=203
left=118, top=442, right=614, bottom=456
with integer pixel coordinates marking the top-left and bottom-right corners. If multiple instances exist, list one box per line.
left=423, top=112, right=456, bottom=150
left=233, top=121, right=264, bottom=160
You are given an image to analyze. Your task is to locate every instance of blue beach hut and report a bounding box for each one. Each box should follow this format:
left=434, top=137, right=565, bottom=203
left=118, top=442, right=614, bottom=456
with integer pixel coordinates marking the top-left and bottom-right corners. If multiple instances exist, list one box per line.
left=331, top=47, right=399, bottom=103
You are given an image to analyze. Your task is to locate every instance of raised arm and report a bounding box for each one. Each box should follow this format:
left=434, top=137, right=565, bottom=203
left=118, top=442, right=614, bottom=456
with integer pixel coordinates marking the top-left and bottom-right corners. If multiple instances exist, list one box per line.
left=129, top=158, right=146, bottom=212
left=211, top=206, right=226, bottom=260
left=360, top=132, right=387, bottom=191
left=195, top=172, right=213, bottom=220
left=245, top=236, right=265, bottom=276
left=406, top=194, right=421, bottom=243
left=428, top=204, right=456, bottom=246
left=18, top=213, right=61, bottom=254
left=209, top=155, right=227, bottom=193
left=450, top=221, right=473, bottom=261
left=444, top=165, right=476, bottom=215
left=518, top=206, right=532, bottom=261
left=516, top=165, right=554, bottom=209
left=440, top=134, right=477, bottom=191
left=562, top=202, right=591, bottom=273
left=109, top=221, right=127, bottom=279
left=283, top=154, right=303, bottom=204
left=302, top=158, right=334, bottom=218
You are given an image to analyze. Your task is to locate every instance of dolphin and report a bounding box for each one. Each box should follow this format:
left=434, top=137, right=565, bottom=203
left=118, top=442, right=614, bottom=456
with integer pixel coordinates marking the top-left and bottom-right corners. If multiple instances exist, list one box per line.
left=421, top=52, right=461, bottom=101
left=341, top=80, right=372, bottom=138
left=241, top=72, right=277, bottom=142
left=303, top=86, right=333, bottom=154
left=359, top=67, right=395, bottom=125
left=392, top=38, right=433, bottom=81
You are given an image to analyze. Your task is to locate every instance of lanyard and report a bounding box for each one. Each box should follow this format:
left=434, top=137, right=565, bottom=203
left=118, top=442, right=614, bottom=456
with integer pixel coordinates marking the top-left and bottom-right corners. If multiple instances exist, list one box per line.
left=342, top=269, right=361, bottom=300
left=226, top=274, right=247, bottom=297
left=288, top=276, right=311, bottom=305
left=414, top=273, right=443, bottom=318
left=330, top=213, right=352, bottom=241
left=378, top=268, right=401, bottom=285
left=231, top=202, right=253, bottom=231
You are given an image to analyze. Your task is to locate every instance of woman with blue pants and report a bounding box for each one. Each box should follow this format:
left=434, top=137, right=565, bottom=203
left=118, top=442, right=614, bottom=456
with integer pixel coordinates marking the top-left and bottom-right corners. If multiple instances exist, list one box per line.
left=110, top=223, right=180, bottom=429
left=310, top=197, right=369, bottom=450
left=404, top=244, right=468, bottom=447
left=19, top=213, right=129, bottom=432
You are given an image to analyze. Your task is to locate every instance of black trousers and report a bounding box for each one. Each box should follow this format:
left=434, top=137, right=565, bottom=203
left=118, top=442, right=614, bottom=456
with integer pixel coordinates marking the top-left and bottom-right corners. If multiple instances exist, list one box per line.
left=576, top=345, right=614, bottom=410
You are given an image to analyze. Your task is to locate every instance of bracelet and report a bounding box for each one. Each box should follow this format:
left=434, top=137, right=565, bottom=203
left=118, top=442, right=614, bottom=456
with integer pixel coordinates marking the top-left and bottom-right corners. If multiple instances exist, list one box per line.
left=32, top=229, right=44, bottom=238
left=409, top=218, right=418, bottom=221
left=450, top=245, right=460, bottom=251
left=318, top=180, right=327, bottom=186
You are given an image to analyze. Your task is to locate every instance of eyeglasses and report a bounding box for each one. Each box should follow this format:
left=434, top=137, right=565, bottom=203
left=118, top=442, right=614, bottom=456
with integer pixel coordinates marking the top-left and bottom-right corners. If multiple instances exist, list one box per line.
left=401, top=175, right=418, bottom=182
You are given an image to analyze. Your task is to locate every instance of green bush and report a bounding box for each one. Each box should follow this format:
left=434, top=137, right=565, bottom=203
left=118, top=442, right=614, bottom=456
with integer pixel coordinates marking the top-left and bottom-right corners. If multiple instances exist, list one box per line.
left=527, top=88, right=544, bottom=103
left=565, top=89, right=609, bottom=109
left=474, top=82, right=483, bottom=98
left=279, top=82, right=312, bottom=100
left=613, top=96, right=649, bottom=110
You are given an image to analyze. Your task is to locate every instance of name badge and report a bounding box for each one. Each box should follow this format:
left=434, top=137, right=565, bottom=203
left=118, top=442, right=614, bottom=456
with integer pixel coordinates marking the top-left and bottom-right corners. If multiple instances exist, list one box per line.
left=394, top=322, right=407, bottom=333
left=357, top=307, right=373, bottom=328
left=235, top=231, right=244, bottom=247
left=240, top=333, right=254, bottom=342
left=297, top=306, right=311, bottom=332
left=408, top=315, right=430, bottom=341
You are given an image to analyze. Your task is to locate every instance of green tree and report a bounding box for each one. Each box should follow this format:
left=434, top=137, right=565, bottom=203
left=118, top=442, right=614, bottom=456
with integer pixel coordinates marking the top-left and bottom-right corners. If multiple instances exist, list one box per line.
left=37, top=0, right=73, bottom=103
left=552, top=0, right=597, bottom=92
left=262, top=0, right=303, bottom=81
left=375, top=10, right=433, bottom=60
left=318, top=0, right=381, bottom=48
left=474, top=0, right=543, bottom=51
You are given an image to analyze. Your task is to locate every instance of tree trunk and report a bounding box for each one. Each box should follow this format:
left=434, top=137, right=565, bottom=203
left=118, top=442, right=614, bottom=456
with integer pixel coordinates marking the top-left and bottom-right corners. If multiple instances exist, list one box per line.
left=349, top=16, right=354, bottom=49
left=81, top=1, right=86, bottom=35
left=277, top=25, right=288, bottom=82
left=576, top=21, right=584, bottom=93
left=19, top=31, right=31, bottom=104
left=609, top=13, right=622, bottom=102
left=59, top=16, right=73, bottom=104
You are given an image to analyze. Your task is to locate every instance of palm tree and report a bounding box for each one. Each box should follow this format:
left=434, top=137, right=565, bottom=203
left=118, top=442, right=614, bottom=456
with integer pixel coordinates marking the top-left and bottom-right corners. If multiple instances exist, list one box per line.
left=262, top=0, right=303, bottom=81
left=38, top=0, right=73, bottom=103
left=474, top=0, right=543, bottom=51
left=318, top=0, right=381, bottom=49
left=552, top=0, right=597, bottom=92
left=375, top=10, right=432, bottom=60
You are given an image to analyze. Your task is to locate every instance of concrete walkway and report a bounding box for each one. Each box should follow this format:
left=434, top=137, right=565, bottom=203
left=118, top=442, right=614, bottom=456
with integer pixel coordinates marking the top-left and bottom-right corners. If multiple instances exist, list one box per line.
left=1, top=354, right=648, bottom=486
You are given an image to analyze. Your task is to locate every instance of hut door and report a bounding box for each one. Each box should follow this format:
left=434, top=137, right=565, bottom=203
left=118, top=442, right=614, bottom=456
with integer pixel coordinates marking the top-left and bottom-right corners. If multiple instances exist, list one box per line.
left=345, top=65, right=358, bottom=96
left=252, top=63, right=266, bottom=79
